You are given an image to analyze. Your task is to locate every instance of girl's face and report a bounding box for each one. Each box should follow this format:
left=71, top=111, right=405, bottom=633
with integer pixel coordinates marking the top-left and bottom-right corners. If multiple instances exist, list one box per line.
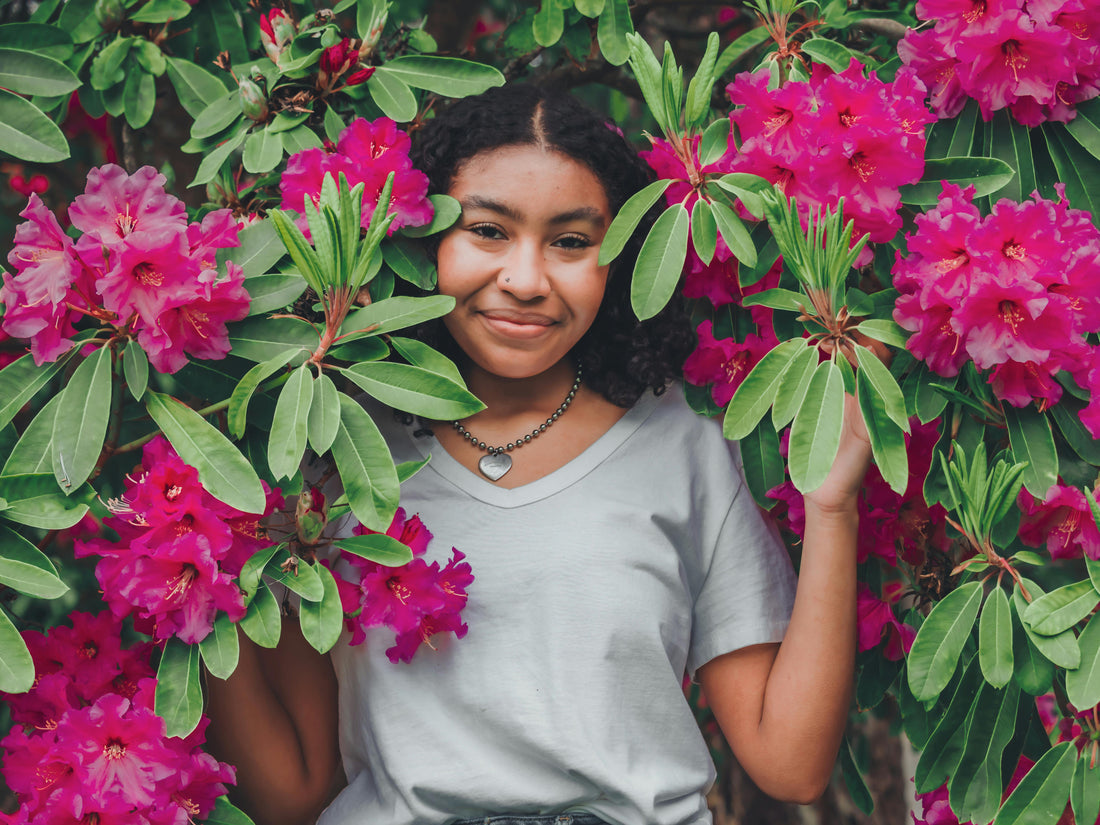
left=436, top=145, right=612, bottom=381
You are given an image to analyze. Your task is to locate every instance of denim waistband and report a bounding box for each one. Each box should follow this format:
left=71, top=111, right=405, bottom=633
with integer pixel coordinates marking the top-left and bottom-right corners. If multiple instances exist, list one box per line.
left=451, top=815, right=607, bottom=825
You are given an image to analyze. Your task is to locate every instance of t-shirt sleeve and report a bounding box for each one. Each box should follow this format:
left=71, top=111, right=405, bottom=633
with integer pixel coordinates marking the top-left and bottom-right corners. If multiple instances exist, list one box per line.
left=686, top=450, right=798, bottom=677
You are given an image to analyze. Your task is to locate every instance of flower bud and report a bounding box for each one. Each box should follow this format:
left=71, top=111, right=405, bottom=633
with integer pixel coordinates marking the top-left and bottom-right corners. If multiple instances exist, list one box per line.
left=238, top=76, right=268, bottom=122
left=94, top=0, right=126, bottom=29
left=259, top=8, right=296, bottom=64
left=296, top=488, right=328, bottom=546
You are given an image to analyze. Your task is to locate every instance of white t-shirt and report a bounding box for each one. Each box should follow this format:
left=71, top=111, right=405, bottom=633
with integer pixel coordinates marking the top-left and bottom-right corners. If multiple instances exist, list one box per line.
left=318, top=386, right=797, bottom=825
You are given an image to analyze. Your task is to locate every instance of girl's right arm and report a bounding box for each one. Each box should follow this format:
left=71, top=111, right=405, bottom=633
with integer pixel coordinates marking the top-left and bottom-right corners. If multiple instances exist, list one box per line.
left=204, top=618, right=344, bottom=825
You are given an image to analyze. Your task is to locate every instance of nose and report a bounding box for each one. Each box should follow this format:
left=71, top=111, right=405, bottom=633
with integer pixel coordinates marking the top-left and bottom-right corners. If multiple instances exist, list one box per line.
left=497, top=239, right=550, bottom=301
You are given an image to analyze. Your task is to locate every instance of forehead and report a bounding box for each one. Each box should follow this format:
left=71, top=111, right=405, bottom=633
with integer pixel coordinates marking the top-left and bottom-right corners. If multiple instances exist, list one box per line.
left=449, top=145, right=611, bottom=217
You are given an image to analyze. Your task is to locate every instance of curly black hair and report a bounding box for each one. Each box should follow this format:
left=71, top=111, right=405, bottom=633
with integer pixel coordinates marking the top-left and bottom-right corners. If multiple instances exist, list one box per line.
left=408, top=83, right=694, bottom=408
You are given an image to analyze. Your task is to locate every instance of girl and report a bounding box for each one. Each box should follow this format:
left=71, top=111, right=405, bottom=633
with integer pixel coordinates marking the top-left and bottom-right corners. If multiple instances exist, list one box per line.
left=206, top=84, right=871, bottom=825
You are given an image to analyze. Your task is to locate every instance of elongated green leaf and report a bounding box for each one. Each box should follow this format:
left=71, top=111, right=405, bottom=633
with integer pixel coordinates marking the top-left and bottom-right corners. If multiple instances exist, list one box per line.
left=1003, top=404, right=1057, bottom=497
left=690, top=198, right=717, bottom=265
left=122, top=339, right=148, bottom=400
left=0, top=524, right=67, bottom=598
left=857, top=366, right=909, bottom=494
left=908, top=581, right=983, bottom=702
left=1015, top=580, right=1081, bottom=670
left=789, top=359, right=845, bottom=493
left=339, top=295, right=455, bottom=339
left=533, top=0, right=565, bottom=46
left=189, top=122, right=248, bottom=187
left=988, top=110, right=1036, bottom=203
left=914, top=656, right=983, bottom=792
left=1067, top=611, right=1100, bottom=710
left=3, top=394, right=59, bottom=476
left=900, top=157, right=1014, bottom=205
left=771, top=341, right=817, bottom=430
left=631, top=203, right=689, bottom=321
left=839, top=735, right=874, bottom=815
left=93, top=38, right=134, bottom=90
left=1072, top=753, right=1100, bottom=825
left=0, top=48, right=79, bottom=96
left=597, top=0, right=634, bottom=65
left=203, top=796, right=256, bottom=825
left=52, top=345, right=111, bottom=493
left=575, top=0, right=605, bottom=15
left=738, top=418, right=784, bottom=509
left=598, top=179, right=672, bottom=266
left=244, top=274, right=307, bottom=316
left=334, top=533, right=414, bottom=566
left=366, top=68, right=418, bottom=122
left=198, top=613, right=240, bottom=680
left=1044, top=123, right=1100, bottom=218
left=329, top=338, right=390, bottom=363
left=0, top=347, right=78, bottom=431
left=0, top=23, right=73, bottom=60
left=146, top=391, right=266, bottom=514
left=979, top=586, right=1014, bottom=688
left=155, top=638, right=202, bottom=737
left=280, top=125, right=324, bottom=155
left=1066, top=98, right=1100, bottom=161
left=740, top=287, right=806, bottom=312
left=0, top=87, right=68, bottom=162
left=299, top=562, right=343, bottom=653
left=266, top=549, right=324, bottom=602
left=132, top=0, right=191, bottom=22
left=268, top=364, right=314, bottom=481
left=854, top=344, right=909, bottom=432
left=239, top=582, right=281, bottom=648
left=1024, top=580, right=1099, bottom=636
left=856, top=318, right=910, bottom=349
left=227, top=317, right=319, bottom=363
left=165, top=55, right=227, bottom=118
left=242, top=127, right=283, bottom=174
left=332, top=395, right=399, bottom=531
left=0, top=606, right=33, bottom=693
left=710, top=199, right=758, bottom=268
left=1012, top=593, right=1055, bottom=696
left=238, top=544, right=281, bottom=600
left=306, top=373, right=340, bottom=455
left=993, top=742, right=1076, bottom=825
left=219, top=218, right=284, bottom=279
left=954, top=682, right=1021, bottom=825
left=341, top=362, right=483, bottom=420
left=389, top=337, right=464, bottom=384
left=191, top=89, right=242, bottom=140
left=401, top=194, right=461, bottom=239
left=699, top=118, right=731, bottom=167
left=227, top=350, right=299, bottom=438
left=123, top=68, right=155, bottom=129
left=383, top=236, right=436, bottom=290
left=380, top=56, right=504, bottom=97
left=723, top=338, right=804, bottom=439
left=1, top=487, right=88, bottom=530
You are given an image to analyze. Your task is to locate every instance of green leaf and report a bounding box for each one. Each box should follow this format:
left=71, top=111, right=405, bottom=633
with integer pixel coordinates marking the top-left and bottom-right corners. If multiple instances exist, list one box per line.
left=239, top=583, right=281, bottom=648
left=684, top=31, right=720, bottom=130
left=993, top=742, right=1076, bottom=825
left=146, top=390, right=267, bottom=514
left=533, top=0, right=565, bottom=46
left=367, top=68, right=418, bottom=122
left=723, top=338, right=804, bottom=440
left=710, top=199, right=757, bottom=268
left=839, top=735, right=874, bottom=815
left=0, top=606, right=33, bottom=693
left=1024, top=580, right=1099, bottom=636
left=238, top=544, right=280, bottom=599
left=227, top=317, right=320, bottom=362
left=1004, top=404, right=1057, bottom=497
left=52, top=345, right=112, bottom=493
left=1012, top=592, right=1055, bottom=696
left=401, top=194, right=461, bottom=239
left=3, top=395, right=59, bottom=476
left=690, top=198, right=717, bottom=265
left=332, top=395, right=399, bottom=532
left=383, top=236, right=437, bottom=290
left=713, top=26, right=770, bottom=77
left=339, top=295, right=455, bottom=339
left=698, top=117, right=731, bottom=166
left=908, top=581, right=983, bottom=702
left=379, top=56, right=504, bottom=98
left=334, top=533, right=414, bottom=566
left=925, top=99, right=978, bottom=160
left=738, top=418, right=785, bottom=510
left=242, top=128, right=283, bottom=174
left=1015, top=580, right=1080, bottom=670
left=789, top=359, right=844, bottom=493
left=57, top=0, right=100, bottom=43
left=191, top=89, right=243, bottom=140
left=340, top=362, right=484, bottom=420
left=1049, top=396, right=1100, bottom=464
left=771, top=341, right=817, bottom=430
left=198, top=613, right=240, bottom=680
left=155, top=638, right=202, bottom=737
left=389, top=337, right=464, bottom=385
left=0, top=484, right=89, bottom=530
left=0, top=47, right=80, bottom=96
left=165, top=56, right=227, bottom=118
left=0, top=347, right=77, bottom=431
left=268, top=364, right=314, bottom=481
left=955, top=683, right=1021, bottom=825
left=123, top=65, right=155, bottom=129
left=740, top=287, right=806, bottom=313
left=307, top=373, right=341, bottom=455
left=857, top=366, right=909, bottom=494
left=575, top=0, right=605, bottom=16
left=123, top=339, right=149, bottom=400
left=396, top=456, right=430, bottom=483
left=855, top=318, right=910, bottom=349
left=801, top=37, right=863, bottom=72
left=596, top=0, right=634, bottom=66
left=228, top=349, right=300, bottom=439
left=245, top=274, right=307, bottom=316
left=630, top=202, right=689, bottom=321
left=220, top=218, right=285, bottom=278
left=988, top=110, right=1036, bottom=203
left=1044, top=123, right=1100, bottom=218
left=979, top=586, right=1014, bottom=688
left=899, top=157, right=1014, bottom=205
left=0, top=524, right=67, bottom=598
left=0, top=23, right=73, bottom=61
left=329, top=338, right=390, bottom=363
left=1066, top=97, right=1100, bottom=161
left=1066, top=611, right=1100, bottom=711
left=203, top=796, right=257, bottom=825
left=131, top=0, right=191, bottom=23
left=0, top=88, right=69, bottom=162
left=598, top=179, right=672, bottom=266
left=299, top=562, right=343, bottom=653
left=854, top=344, right=909, bottom=432
left=1072, top=753, right=1100, bottom=825
left=266, top=549, right=324, bottom=602
left=914, top=655, right=983, bottom=792
left=189, top=122, right=248, bottom=187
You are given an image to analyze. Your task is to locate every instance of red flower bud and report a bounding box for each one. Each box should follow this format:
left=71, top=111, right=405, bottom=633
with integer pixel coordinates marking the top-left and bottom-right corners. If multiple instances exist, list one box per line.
left=345, top=66, right=376, bottom=87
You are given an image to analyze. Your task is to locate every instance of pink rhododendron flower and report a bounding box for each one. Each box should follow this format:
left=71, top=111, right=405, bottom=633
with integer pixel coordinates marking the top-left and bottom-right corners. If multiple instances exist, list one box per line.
left=857, top=582, right=916, bottom=660
left=682, top=320, right=779, bottom=406
left=75, top=437, right=282, bottom=643
left=1018, top=483, right=1100, bottom=560
left=333, top=508, right=473, bottom=662
left=69, top=165, right=186, bottom=246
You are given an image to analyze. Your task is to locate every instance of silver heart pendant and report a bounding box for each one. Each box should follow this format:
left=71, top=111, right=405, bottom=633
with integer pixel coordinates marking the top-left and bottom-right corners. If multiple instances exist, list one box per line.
left=478, top=452, right=512, bottom=481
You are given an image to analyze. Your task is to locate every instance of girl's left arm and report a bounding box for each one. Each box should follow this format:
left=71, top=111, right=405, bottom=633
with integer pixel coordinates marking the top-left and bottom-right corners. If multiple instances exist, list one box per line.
left=697, top=393, right=872, bottom=804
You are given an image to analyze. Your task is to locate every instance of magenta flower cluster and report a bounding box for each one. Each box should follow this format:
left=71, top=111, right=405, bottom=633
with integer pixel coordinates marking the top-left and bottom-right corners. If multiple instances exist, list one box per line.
left=279, top=116, right=433, bottom=237
left=893, top=183, right=1100, bottom=421
left=0, top=612, right=235, bottom=825
left=75, top=437, right=282, bottom=645
left=0, top=165, right=250, bottom=371
left=898, top=0, right=1100, bottom=125
left=332, top=507, right=473, bottom=663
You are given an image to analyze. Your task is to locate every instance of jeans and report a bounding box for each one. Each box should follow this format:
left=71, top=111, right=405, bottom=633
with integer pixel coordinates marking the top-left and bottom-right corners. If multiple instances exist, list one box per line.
left=451, top=815, right=608, bottom=825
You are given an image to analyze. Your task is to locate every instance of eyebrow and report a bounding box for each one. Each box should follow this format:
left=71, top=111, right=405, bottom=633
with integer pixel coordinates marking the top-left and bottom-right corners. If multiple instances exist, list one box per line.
left=460, top=196, right=607, bottom=228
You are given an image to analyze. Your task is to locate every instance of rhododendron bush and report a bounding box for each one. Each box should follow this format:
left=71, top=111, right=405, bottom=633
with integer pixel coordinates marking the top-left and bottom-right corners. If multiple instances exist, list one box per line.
left=1, top=0, right=1100, bottom=823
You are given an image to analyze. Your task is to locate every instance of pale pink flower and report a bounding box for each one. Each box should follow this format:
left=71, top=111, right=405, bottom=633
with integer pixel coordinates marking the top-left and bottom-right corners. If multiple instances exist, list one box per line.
left=69, top=165, right=186, bottom=247
left=1018, top=483, right=1100, bottom=560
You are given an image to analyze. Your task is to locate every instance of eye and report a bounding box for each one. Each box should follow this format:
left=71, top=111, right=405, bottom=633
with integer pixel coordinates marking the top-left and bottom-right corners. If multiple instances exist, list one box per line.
left=552, top=234, right=593, bottom=250
left=468, top=223, right=506, bottom=240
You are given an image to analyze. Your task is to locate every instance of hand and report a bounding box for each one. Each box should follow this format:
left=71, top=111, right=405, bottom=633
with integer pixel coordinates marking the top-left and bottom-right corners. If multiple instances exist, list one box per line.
left=802, top=391, right=873, bottom=514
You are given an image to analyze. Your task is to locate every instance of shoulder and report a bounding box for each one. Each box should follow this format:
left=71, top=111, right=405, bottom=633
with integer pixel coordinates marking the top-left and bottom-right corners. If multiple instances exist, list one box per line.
left=640, top=383, right=742, bottom=467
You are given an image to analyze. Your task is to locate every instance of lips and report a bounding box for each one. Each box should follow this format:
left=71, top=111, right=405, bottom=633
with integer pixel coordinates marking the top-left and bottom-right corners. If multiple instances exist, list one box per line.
left=478, top=308, right=558, bottom=339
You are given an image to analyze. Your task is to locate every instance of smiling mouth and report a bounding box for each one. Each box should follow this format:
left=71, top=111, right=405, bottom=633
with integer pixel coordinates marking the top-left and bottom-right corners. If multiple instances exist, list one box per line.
left=479, top=310, right=558, bottom=338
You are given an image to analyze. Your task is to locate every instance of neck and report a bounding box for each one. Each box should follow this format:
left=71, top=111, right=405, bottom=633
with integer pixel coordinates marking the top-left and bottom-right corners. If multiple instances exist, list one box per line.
left=460, top=359, right=579, bottom=421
